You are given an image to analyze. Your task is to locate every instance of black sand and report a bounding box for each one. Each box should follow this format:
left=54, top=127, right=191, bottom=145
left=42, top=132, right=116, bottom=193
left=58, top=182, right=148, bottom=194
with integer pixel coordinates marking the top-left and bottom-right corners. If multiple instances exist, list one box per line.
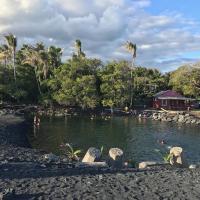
left=0, top=115, right=200, bottom=200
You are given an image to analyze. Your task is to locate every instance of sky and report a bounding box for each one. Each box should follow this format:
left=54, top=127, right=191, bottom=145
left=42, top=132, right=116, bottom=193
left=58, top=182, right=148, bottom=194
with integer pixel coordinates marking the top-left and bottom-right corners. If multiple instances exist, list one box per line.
left=0, top=0, right=200, bottom=72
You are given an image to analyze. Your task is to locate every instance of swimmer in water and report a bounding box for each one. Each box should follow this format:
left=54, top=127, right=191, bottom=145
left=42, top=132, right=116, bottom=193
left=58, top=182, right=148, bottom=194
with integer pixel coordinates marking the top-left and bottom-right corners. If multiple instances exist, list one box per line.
left=157, top=139, right=166, bottom=145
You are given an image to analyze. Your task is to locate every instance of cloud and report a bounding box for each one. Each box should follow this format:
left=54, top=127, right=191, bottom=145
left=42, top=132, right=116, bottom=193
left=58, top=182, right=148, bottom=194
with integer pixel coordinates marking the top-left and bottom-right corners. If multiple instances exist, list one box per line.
left=0, top=0, right=199, bottom=72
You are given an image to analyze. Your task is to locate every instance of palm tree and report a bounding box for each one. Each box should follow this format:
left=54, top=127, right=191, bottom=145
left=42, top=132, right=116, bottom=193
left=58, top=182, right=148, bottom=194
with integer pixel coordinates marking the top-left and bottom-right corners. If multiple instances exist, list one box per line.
left=48, top=46, right=63, bottom=68
left=124, top=41, right=137, bottom=107
left=21, top=45, right=42, bottom=95
left=0, top=45, right=11, bottom=67
left=75, top=39, right=85, bottom=58
left=4, top=34, right=17, bottom=81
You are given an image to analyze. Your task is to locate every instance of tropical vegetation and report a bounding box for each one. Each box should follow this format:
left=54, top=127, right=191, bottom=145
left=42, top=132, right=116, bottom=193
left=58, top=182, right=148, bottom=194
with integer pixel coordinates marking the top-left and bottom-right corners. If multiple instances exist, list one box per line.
left=0, top=34, right=200, bottom=108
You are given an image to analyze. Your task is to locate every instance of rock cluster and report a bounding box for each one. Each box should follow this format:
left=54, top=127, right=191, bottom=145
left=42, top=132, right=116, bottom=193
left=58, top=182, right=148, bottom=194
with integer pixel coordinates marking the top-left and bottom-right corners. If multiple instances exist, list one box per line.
left=150, top=112, right=200, bottom=125
left=81, top=147, right=124, bottom=168
left=0, top=109, right=15, bottom=116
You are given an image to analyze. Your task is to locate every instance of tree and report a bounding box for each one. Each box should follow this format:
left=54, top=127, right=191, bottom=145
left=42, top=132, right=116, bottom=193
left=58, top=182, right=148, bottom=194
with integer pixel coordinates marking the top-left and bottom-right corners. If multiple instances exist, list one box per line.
left=21, top=45, right=43, bottom=95
left=0, top=45, right=11, bottom=67
left=4, top=34, right=17, bottom=81
left=124, top=41, right=137, bottom=107
left=169, top=64, right=200, bottom=98
left=74, top=39, right=85, bottom=59
left=48, top=57, right=101, bottom=109
left=100, top=61, right=130, bottom=112
left=48, top=46, right=63, bottom=68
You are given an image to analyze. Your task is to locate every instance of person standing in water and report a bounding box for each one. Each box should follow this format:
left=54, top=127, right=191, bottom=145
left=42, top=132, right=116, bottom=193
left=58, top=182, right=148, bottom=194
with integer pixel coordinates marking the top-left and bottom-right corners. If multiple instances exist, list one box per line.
left=33, top=114, right=40, bottom=138
left=34, top=114, right=40, bottom=127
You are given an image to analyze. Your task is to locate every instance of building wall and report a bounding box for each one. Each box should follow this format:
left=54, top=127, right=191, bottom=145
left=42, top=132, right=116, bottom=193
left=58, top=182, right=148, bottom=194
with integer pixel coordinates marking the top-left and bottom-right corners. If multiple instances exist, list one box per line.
left=153, top=98, right=190, bottom=110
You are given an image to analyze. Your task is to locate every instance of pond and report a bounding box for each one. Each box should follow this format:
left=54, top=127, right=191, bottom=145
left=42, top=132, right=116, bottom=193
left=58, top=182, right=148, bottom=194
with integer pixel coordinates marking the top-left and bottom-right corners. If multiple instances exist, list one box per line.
left=29, top=116, right=200, bottom=163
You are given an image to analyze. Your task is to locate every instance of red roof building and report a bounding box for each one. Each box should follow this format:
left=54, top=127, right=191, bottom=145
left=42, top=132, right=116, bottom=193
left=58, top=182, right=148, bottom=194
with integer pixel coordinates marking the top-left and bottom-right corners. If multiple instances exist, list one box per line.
left=153, top=90, right=194, bottom=110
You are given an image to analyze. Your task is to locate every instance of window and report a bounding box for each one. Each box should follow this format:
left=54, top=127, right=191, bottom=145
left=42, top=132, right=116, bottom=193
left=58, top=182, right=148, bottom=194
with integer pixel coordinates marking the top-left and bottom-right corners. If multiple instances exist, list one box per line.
left=161, top=99, right=167, bottom=106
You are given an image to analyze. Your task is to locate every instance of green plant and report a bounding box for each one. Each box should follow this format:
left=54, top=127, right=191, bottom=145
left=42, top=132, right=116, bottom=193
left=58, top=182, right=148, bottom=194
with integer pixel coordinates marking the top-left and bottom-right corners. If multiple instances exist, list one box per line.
left=163, top=153, right=173, bottom=163
left=60, top=143, right=82, bottom=161
left=100, top=146, right=104, bottom=154
left=154, top=149, right=172, bottom=163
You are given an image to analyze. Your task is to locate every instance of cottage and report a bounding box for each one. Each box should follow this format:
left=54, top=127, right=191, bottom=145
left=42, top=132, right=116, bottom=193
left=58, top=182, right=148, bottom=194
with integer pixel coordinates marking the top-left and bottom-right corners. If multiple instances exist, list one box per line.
left=153, top=90, right=194, bottom=110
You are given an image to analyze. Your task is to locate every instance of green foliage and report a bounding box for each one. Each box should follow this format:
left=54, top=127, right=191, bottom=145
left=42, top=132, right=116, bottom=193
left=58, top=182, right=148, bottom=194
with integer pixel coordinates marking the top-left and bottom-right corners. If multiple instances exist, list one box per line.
left=154, top=149, right=172, bottom=163
left=60, top=143, right=82, bottom=161
left=100, top=146, right=104, bottom=154
left=0, top=35, right=199, bottom=107
left=0, top=64, right=38, bottom=103
left=163, top=153, right=173, bottom=163
left=169, top=65, right=200, bottom=98
left=48, top=58, right=101, bottom=109
left=100, top=61, right=130, bottom=108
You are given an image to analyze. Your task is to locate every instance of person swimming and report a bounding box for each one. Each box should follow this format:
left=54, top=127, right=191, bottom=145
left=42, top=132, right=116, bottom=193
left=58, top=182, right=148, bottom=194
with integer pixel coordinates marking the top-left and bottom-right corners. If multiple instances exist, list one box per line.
left=157, top=139, right=166, bottom=145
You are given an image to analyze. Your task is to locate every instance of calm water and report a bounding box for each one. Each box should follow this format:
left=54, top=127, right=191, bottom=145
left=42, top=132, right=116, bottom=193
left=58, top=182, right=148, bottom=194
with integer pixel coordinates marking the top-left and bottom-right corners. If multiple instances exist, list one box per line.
left=29, top=116, right=200, bottom=163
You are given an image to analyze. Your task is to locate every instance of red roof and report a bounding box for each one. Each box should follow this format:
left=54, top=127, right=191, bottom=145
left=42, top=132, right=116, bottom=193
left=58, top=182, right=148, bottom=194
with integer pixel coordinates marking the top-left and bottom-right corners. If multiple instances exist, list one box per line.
left=154, top=90, right=183, bottom=98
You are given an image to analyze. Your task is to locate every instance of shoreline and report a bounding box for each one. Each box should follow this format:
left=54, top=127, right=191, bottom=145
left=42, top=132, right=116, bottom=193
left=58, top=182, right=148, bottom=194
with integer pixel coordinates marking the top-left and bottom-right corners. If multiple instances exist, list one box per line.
left=0, top=114, right=200, bottom=199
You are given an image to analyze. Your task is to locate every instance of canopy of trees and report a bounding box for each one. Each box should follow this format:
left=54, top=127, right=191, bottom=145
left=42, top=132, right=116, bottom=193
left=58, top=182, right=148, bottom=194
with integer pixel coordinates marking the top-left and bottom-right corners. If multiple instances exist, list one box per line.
left=0, top=34, right=199, bottom=108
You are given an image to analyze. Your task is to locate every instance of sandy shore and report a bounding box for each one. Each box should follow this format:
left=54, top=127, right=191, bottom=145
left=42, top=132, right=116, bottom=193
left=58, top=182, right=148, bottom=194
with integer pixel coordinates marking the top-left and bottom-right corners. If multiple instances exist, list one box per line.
left=0, top=114, right=200, bottom=200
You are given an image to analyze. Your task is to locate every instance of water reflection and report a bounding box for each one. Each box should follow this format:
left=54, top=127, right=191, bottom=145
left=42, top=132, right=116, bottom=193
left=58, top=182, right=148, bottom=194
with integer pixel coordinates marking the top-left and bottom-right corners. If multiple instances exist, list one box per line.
left=29, top=116, right=200, bottom=163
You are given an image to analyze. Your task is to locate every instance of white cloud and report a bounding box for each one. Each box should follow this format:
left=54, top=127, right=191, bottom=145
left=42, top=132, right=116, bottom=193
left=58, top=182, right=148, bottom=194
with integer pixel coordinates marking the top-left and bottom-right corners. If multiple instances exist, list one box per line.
left=0, top=0, right=199, bottom=71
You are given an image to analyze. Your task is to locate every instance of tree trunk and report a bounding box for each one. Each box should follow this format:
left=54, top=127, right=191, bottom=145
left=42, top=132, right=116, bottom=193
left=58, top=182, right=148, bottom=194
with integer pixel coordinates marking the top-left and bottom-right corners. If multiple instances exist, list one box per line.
left=13, top=50, right=16, bottom=81
left=34, top=68, right=42, bottom=95
left=130, top=58, right=135, bottom=108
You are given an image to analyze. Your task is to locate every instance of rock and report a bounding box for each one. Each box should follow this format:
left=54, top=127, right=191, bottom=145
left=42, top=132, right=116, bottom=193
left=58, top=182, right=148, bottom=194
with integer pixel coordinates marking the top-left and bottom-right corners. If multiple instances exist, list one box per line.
left=166, top=118, right=172, bottom=122
left=0, top=188, right=15, bottom=200
left=170, top=147, right=183, bottom=156
left=108, top=148, right=123, bottom=168
left=178, top=115, right=185, bottom=123
left=109, top=148, right=123, bottom=160
left=196, top=120, right=200, bottom=125
left=139, top=161, right=157, bottom=169
left=54, top=113, right=64, bottom=117
left=82, top=147, right=101, bottom=163
left=189, top=164, right=197, bottom=169
left=173, top=115, right=179, bottom=122
left=138, top=161, right=166, bottom=169
left=76, top=162, right=108, bottom=168
left=169, top=147, right=188, bottom=167
left=43, top=153, right=59, bottom=162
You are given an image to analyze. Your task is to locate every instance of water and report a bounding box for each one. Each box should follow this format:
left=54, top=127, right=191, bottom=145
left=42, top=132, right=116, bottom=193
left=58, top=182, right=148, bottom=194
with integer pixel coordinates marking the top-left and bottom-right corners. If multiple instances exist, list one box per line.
left=29, top=116, right=200, bottom=163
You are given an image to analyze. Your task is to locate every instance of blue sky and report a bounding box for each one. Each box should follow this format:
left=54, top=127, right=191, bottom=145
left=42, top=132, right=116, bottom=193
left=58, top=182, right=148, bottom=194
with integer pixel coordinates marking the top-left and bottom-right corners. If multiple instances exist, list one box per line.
left=0, top=0, right=199, bottom=72
left=146, top=0, right=200, bottom=71
left=147, top=0, right=200, bottom=20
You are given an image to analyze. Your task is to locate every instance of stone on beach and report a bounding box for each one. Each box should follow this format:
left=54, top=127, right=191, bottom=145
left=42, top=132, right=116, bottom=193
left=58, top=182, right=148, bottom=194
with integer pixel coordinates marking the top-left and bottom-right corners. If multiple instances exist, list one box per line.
left=169, top=147, right=188, bottom=167
left=138, top=161, right=166, bottom=169
left=82, top=147, right=101, bottom=163
left=108, top=148, right=124, bottom=168
left=43, top=153, right=59, bottom=162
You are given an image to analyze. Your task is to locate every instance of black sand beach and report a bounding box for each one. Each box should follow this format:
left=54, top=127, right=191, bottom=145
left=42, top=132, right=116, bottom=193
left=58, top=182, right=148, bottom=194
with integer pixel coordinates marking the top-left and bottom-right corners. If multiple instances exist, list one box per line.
left=0, top=115, right=200, bottom=200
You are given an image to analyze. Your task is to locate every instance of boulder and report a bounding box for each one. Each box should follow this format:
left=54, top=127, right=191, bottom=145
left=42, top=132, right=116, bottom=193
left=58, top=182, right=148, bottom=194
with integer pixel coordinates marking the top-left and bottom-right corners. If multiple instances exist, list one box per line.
left=76, top=161, right=108, bottom=168
left=82, top=147, right=101, bottom=163
left=139, top=161, right=158, bottom=169
left=169, top=147, right=188, bottom=167
left=178, top=115, right=185, bottom=123
left=0, top=188, right=15, bottom=200
left=108, top=148, right=124, bottom=168
left=173, top=115, right=179, bottom=122
left=189, top=164, right=197, bottom=169
left=43, top=153, right=59, bottom=162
